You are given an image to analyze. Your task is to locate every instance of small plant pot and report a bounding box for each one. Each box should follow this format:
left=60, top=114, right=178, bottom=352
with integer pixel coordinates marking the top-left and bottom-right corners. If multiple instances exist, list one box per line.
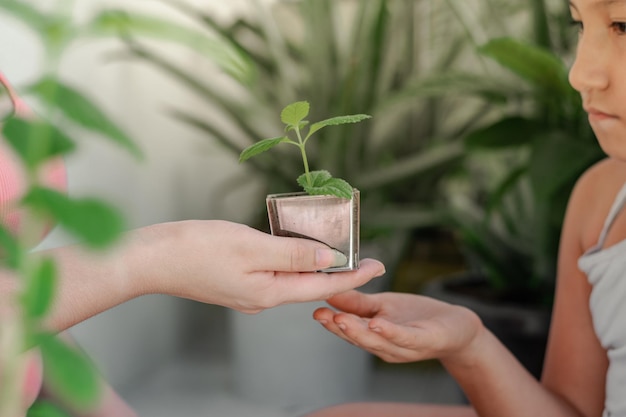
left=266, top=189, right=360, bottom=272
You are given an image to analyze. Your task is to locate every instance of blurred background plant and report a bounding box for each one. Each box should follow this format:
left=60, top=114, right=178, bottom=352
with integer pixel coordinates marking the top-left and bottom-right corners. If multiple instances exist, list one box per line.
left=92, top=0, right=500, bottom=230
left=86, top=0, right=525, bottom=286
left=411, top=0, right=605, bottom=379
left=0, top=0, right=139, bottom=414
left=437, top=0, right=604, bottom=306
left=88, top=0, right=603, bottom=301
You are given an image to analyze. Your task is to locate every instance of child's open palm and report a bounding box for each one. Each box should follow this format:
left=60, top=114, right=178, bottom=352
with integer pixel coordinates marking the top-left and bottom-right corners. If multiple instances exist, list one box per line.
left=313, top=291, right=484, bottom=364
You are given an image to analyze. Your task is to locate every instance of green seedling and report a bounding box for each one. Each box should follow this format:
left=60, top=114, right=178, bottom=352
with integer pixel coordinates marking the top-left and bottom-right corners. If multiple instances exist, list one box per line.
left=239, top=101, right=371, bottom=199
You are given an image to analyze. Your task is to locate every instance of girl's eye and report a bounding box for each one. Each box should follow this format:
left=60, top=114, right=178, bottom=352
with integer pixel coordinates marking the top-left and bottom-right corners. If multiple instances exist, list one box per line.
left=611, top=21, right=626, bottom=34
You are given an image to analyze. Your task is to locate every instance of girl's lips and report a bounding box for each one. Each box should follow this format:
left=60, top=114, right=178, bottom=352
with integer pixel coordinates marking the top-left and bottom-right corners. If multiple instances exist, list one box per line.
left=585, top=107, right=617, bottom=123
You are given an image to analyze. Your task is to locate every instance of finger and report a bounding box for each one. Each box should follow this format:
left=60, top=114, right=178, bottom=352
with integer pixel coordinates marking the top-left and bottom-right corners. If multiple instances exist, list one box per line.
left=253, top=232, right=351, bottom=272
left=368, top=317, right=434, bottom=352
left=274, top=258, right=385, bottom=303
left=312, top=306, right=336, bottom=322
left=315, top=311, right=369, bottom=346
left=326, top=290, right=381, bottom=318
left=336, top=315, right=428, bottom=362
left=332, top=313, right=401, bottom=352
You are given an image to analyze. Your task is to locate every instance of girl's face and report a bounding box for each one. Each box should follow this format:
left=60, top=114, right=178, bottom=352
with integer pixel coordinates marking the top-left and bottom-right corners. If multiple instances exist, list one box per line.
left=569, top=0, right=626, bottom=160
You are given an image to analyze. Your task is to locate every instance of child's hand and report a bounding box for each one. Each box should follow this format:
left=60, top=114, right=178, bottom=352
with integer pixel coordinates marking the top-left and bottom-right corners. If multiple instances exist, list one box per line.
left=313, top=290, right=484, bottom=364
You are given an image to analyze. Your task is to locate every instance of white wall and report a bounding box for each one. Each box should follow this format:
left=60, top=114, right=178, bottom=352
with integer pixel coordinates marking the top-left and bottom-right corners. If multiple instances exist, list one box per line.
left=0, top=0, right=267, bottom=390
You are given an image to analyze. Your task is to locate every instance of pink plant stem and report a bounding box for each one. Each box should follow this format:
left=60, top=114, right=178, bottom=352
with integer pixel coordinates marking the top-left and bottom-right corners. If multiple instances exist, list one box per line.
left=0, top=71, right=32, bottom=118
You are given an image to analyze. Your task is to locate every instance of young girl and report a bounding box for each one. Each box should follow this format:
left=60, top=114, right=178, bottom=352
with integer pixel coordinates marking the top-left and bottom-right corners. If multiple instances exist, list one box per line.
left=305, top=0, right=624, bottom=416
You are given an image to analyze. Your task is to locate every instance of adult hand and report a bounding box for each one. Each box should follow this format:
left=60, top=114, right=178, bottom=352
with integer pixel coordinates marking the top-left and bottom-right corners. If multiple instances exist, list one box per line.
left=131, top=220, right=386, bottom=314
left=313, top=290, right=483, bottom=364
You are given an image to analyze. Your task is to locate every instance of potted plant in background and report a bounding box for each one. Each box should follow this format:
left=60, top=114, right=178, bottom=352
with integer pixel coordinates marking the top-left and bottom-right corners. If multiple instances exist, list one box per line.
left=239, top=100, right=370, bottom=272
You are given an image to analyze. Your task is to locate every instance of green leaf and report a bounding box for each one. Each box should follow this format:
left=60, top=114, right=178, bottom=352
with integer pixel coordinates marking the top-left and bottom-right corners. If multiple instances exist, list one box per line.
left=26, top=77, right=142, bottom=159
left=286, top=120, right=310, bottom=133
left=376, top=72, right=510, bottom=115
left=465, top=117, right=544, bottom=149
left=308, top=114, right=372, bottom=138
left=0, top=224, right=21, bottom=269
left=2, top=118, right=76, bottom=170
left=27, top=400, right=71, bottom=417
left=87, top=10, right=255, bottom=85
left=297, top=170, right=353, bottom=199
left=485, top=165, right=528, bottom=215
left=529, top=131, right=604, bottom=199
left=21, top=258, right=56, bottom=320
left=239, top=136, right=289, bottom=162
left=22, top=187, right=125, bottom=249
left=0, top=0, right=74, bottom=52
left=0, top=0, right=48, bottom=32
left=280, top=101, right=310, bottom=127
left=37, top=333, right=101, bottom=410
left=478, top=37, right=570, bottom=95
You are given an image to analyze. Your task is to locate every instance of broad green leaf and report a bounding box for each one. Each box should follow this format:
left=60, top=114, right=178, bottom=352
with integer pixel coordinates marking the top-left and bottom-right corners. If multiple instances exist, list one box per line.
left=2, top=118, right=76, bottom=170
left=0, top=224, right=21, bottom=269
left=303, top=169, right=331, bottom=187
left=280, top=102, right=310, bottom=127
left=37, top=333, right=101, bottom=410
left=239, top=137, right=289, bottom=162
left=478, top=37, right=570, bottom=95
left=22, top=187, right=125, bottom=249
left=308, top=114, right=372, bottom=138
left=21, top=258, right=56, bottom=320
left=26, top=77, right=142, bottom=159
left=297, top=170, right=353, bottom=199
left=465, top=117, right=543, bottom=149
left=27, top=400, right=71, bottom=417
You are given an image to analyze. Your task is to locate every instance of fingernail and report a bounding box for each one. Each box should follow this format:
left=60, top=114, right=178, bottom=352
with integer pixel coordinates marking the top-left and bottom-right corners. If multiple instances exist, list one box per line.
left=317, top=319, right=328, bottom=325
left=337, top=322, right=347, bottom=331
left=317, top=248, right=348, bottom=268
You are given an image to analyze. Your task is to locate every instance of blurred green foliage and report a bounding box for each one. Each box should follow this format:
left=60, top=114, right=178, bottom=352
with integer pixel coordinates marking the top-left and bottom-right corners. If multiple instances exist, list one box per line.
left=0, top=1, right=139, bottom=414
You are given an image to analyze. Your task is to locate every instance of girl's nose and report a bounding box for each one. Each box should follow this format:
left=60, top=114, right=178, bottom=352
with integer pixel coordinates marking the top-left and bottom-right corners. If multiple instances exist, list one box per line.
left=568, top=32, right=610, bottom=93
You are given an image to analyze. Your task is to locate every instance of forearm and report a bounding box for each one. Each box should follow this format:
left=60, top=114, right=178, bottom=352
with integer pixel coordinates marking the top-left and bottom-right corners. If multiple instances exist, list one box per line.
left=442, top=329, right=582, bottom=417
left=37, top=233, right=147, bottom=332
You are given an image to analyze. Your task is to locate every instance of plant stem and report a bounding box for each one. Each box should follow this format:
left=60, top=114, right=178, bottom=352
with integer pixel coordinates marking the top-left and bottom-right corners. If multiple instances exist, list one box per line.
left=0, top=309, right=26, bottom=417
left=295, top=126, right=312, bottom=186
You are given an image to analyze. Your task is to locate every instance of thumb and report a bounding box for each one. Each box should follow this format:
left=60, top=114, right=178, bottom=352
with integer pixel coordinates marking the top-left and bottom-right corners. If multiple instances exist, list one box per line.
left=257, top=233, right=349, bottom=272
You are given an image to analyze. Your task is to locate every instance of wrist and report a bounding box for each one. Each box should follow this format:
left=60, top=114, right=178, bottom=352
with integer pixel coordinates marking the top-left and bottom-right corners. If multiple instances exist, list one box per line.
left=440, top=308, right=491, bottom=371
left=122, top=221, right=192, bottom=298
left=119, top=225, right=166, bottom=298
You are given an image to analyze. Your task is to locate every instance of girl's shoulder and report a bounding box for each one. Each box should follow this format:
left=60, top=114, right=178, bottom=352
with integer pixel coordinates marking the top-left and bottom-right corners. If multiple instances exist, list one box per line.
left=575, top=157, right=626, bottom=199
left=571, top=157, right=626, bottom=249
